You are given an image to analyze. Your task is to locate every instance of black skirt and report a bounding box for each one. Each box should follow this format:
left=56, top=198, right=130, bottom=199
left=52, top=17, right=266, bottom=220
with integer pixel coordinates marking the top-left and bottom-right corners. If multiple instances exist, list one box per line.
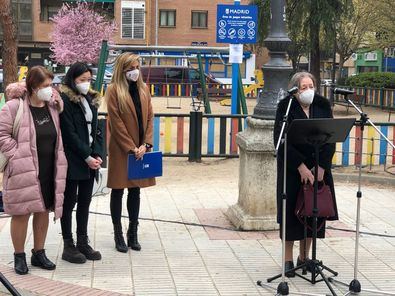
left=30, top=105, right=57, bottom=210
left=277, top=160, right=327, bottom=241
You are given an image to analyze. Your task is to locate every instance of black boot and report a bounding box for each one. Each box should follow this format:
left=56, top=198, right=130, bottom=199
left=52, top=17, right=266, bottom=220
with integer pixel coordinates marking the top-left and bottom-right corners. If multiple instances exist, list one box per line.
left=31, top=249, right=56, bottom=270
left=62, top=238, right=86, bottom=264
left=77, top=235, right=102, bottom=260
left=284, top=261, right=295, bottom=278
left=113, top=224, right=128, bottom=253
left=14, top=252, right=28, bottom=275
left=127, top=222, right=141, bottom=251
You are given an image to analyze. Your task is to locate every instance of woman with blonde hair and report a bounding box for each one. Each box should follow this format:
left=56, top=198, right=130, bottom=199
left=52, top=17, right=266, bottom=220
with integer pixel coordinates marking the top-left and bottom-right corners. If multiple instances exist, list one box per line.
left=106, top=53, right=155, bottom=253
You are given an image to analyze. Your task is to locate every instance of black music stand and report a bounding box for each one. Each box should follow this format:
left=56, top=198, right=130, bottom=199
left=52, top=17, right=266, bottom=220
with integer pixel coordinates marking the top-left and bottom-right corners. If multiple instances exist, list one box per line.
left=266, top=118, right=355, bottom=296
left=0, top=272, right=21, bottom=296
left=0, top=214, right=21, bottom=295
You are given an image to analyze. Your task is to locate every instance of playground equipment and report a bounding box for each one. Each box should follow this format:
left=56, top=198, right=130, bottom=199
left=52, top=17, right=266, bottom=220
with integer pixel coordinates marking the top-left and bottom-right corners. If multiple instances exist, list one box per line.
left=244, top=69, right=264, bottom=97
left=18, top=66, right=28, bottom=82
left=95, top=41, right=253, bottom=115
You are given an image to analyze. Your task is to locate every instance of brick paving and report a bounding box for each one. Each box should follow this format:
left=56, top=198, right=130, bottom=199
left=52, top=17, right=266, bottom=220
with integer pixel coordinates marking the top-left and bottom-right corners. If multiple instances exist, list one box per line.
left=0, top=158, right=394, bottom=295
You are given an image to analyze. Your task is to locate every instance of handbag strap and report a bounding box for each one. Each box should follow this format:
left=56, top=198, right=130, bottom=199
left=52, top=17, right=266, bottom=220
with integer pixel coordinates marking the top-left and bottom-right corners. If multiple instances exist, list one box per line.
left=12, top=98, right=23, bottom=138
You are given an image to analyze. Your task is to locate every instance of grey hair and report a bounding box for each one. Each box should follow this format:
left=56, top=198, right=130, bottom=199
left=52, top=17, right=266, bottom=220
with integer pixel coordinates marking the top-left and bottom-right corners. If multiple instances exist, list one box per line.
left=288, top=71, right=317, bottom=89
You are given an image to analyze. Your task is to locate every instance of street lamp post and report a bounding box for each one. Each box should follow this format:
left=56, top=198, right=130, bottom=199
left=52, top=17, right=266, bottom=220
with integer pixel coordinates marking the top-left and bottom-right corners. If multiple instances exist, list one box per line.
left=253, top=0, right=292, bottom=120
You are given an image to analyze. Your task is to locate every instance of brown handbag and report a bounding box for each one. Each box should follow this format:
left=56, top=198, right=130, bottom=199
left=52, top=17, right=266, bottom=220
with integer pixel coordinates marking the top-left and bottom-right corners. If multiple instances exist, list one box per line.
left=295, top=182, right=335, bottom=220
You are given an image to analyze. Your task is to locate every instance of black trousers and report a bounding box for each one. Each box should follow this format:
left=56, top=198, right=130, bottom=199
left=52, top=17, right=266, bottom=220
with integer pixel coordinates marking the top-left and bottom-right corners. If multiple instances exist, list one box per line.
left=110, top=187, right=140, bottom=225
left=61, top=174, right=94, bottom=239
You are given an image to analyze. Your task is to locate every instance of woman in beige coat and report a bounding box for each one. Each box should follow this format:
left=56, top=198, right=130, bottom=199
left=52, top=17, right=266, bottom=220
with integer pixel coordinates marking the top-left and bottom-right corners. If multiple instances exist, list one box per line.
left=106, top=53, right=155, bottom=253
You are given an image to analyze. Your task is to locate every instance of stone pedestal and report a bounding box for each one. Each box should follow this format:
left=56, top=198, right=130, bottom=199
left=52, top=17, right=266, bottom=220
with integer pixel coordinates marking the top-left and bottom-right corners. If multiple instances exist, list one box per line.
left=226, top=117, right=278, bottom=230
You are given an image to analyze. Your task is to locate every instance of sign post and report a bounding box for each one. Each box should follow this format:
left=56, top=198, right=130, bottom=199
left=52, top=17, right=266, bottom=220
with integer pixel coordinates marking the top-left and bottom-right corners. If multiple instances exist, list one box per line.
left=216, top=2, right=258, bottom=115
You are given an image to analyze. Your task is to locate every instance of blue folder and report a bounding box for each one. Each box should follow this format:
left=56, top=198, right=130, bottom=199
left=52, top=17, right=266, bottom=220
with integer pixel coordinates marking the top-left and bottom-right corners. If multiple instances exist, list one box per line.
left=127, top=151, right=163, bottom=180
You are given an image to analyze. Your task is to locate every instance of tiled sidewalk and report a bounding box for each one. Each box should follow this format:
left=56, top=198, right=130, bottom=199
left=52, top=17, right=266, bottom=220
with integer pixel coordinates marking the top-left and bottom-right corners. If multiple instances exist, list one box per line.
left=0, top=158, right=395, bottom=296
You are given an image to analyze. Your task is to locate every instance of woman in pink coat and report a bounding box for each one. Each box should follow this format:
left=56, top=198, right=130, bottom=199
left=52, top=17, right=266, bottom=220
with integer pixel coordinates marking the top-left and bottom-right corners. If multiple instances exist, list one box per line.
left=0, top=66, right=67, bottom=275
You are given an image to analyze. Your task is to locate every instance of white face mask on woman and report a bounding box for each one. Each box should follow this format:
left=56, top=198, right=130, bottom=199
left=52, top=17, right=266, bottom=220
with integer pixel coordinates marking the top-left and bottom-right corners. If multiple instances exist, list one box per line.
left=126, top=69, right=140, bottom=82
left=299, top=89, right=315, bottom=106
left=36, top=86, right=53, bottom=102
left=76, top=82, right=90, bottom=95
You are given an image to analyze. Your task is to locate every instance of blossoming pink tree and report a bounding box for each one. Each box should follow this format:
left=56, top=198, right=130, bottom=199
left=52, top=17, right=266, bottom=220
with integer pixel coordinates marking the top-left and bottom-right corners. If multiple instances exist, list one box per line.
left=50, top=2, right=117, bottom=65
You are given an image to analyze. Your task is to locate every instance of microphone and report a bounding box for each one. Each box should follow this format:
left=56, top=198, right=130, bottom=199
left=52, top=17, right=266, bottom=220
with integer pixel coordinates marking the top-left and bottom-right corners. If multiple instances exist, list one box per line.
left=333, top=88, right=355, bottom=95
left=287, top=86, right=299, bottom=94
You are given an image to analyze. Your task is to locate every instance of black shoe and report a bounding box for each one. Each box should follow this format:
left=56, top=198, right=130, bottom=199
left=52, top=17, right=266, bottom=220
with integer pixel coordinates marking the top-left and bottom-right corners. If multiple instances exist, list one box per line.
left=297, top=256, right=313, bottom=272
left=284, top=261, right=295, bottom=278
left=14, top=252, right=28, bottom=275
left=113, top=224, right=128, bottom=253
left=31, top=249, right=56, bottom=270
left=62, top=238, right=86, bottom=264
left=77, top=235, right=102, bottom=260
left=127, top=222, right=141, bottom=251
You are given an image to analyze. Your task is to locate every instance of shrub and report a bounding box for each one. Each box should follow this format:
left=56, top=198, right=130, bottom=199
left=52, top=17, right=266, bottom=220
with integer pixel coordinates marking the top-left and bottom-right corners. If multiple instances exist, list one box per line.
left=345, top=72, right=395, bottom=89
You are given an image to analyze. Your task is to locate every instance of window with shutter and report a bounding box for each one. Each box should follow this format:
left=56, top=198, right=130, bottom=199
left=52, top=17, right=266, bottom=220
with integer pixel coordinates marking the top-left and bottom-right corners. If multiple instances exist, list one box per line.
left=121, top=1, right=145, bottom=39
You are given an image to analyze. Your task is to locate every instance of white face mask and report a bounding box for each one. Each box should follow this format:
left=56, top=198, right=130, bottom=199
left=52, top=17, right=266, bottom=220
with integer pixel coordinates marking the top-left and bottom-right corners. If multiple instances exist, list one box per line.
left=126, top=69, right=140, bottom=82
left=36, top=86, right=53, bottom=102
left=299, top=89, right=315, bottom=106
left=76, top=82, right=90, bottom=95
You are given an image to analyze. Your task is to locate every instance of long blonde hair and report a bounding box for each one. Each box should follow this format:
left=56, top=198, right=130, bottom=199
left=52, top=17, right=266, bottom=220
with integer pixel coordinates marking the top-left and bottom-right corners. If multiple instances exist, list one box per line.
left=109, top=52, right=146, bottom=113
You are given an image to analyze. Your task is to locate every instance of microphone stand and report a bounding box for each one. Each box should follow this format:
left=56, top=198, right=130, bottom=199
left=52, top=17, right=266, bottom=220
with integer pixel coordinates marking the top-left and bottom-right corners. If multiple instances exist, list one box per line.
left=257, top=95, right=325, bottom=296
left=328, top=94, right=395, bottom=295
left=0, top=272, right=21, bottom=296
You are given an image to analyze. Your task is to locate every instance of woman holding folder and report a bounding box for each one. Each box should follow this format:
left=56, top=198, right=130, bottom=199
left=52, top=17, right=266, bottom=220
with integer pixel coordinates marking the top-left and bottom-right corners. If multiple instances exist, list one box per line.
left=105, top=53, right=155, bottom=253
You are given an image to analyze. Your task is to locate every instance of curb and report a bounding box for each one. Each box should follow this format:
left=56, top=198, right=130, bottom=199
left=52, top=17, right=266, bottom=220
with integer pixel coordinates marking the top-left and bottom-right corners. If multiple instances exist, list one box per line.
left=333, top=172, right=395, bottom=187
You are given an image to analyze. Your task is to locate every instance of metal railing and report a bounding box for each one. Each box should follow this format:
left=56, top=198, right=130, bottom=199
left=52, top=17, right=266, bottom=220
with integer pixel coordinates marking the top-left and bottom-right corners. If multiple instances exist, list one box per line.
left=321, top=85, right=395, bottom=110
left=100, top=113, right=395, bottom=169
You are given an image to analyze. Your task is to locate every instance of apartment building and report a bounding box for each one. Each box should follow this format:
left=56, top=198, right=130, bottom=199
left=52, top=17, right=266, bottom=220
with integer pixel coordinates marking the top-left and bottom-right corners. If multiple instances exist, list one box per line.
left=1, top=0, right=258, bottom=82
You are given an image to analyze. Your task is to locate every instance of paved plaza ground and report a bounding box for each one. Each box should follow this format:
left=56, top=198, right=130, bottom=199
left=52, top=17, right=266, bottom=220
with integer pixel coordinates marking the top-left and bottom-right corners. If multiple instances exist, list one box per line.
left=0, top=158, right=394, bottom=296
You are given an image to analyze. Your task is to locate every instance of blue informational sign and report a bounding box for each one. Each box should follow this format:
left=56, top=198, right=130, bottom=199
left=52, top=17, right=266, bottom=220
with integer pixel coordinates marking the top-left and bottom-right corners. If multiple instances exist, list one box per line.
left=216, top=4, right=258, bottom=44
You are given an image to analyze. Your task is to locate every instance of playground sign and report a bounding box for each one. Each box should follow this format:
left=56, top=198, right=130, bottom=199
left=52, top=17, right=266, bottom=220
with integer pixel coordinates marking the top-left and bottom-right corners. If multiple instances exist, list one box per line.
left=216, top=4, right=258, bottom=44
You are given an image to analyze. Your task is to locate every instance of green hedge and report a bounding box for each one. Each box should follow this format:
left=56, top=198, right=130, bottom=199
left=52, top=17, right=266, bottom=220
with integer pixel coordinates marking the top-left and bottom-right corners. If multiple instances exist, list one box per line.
left=345, top=72, right=395, bottom=89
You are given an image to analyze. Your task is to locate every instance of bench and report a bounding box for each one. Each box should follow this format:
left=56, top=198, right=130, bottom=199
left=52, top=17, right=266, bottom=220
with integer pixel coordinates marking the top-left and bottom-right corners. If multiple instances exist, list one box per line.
left=197, top=87, right=232, bottom=101
left=334, top=93, right=365, bottom=114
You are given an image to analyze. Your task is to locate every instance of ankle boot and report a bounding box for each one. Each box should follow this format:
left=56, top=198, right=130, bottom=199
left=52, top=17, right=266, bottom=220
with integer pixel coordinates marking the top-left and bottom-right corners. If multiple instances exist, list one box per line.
left=14, top=252, right=28, bottom=275
left=77, top=235, right=101, bottom=260
left=31, top=249, right=56, bottom=270
left=113, top=224, right=128, bottom=253
left=127, top=222, right=141, bottom=251
left=62, top=238, right=86, bottom=264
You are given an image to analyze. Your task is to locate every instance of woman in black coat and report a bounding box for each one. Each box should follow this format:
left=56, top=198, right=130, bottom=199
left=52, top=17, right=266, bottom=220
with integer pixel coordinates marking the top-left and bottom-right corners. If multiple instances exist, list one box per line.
left=273, top=71, right=337, bottom=277
left=59, top=63, right=104, bottom=264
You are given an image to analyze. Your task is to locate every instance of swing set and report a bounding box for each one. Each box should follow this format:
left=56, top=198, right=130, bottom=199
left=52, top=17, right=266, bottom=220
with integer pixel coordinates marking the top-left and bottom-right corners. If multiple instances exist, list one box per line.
left=94, top=42, right=249, bottom=115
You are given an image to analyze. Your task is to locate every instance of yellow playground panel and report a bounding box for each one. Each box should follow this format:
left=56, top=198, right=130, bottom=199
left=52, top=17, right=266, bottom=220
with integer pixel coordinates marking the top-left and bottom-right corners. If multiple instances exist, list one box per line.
left=18, top=66, right=28, bottom=82
left=243, top=69, right=264, bottom=97
left=220, top=69, right=264, bottom=106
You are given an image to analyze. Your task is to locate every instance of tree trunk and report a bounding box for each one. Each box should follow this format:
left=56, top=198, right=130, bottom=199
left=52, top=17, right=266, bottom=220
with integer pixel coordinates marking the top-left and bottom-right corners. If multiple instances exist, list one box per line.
left=309, top=2, right=321, bottom=86
left=0, top=0, right=18, bottom=93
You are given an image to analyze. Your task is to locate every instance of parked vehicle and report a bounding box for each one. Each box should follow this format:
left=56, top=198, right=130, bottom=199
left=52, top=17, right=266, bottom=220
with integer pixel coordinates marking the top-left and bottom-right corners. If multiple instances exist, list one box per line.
left=321, top=79, right=335, bottom=86
left=140, top=66, right=221, bottom=85
left=91, top=67, right=112, bottom=84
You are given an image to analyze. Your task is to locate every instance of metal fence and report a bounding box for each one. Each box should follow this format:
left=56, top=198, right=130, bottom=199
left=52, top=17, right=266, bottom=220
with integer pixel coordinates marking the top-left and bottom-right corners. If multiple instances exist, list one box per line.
left=100, top=112, right=395, bottom=169
left=152, top=112, right=248, bottom=161
left=321, top=85, right=395, bottom=110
